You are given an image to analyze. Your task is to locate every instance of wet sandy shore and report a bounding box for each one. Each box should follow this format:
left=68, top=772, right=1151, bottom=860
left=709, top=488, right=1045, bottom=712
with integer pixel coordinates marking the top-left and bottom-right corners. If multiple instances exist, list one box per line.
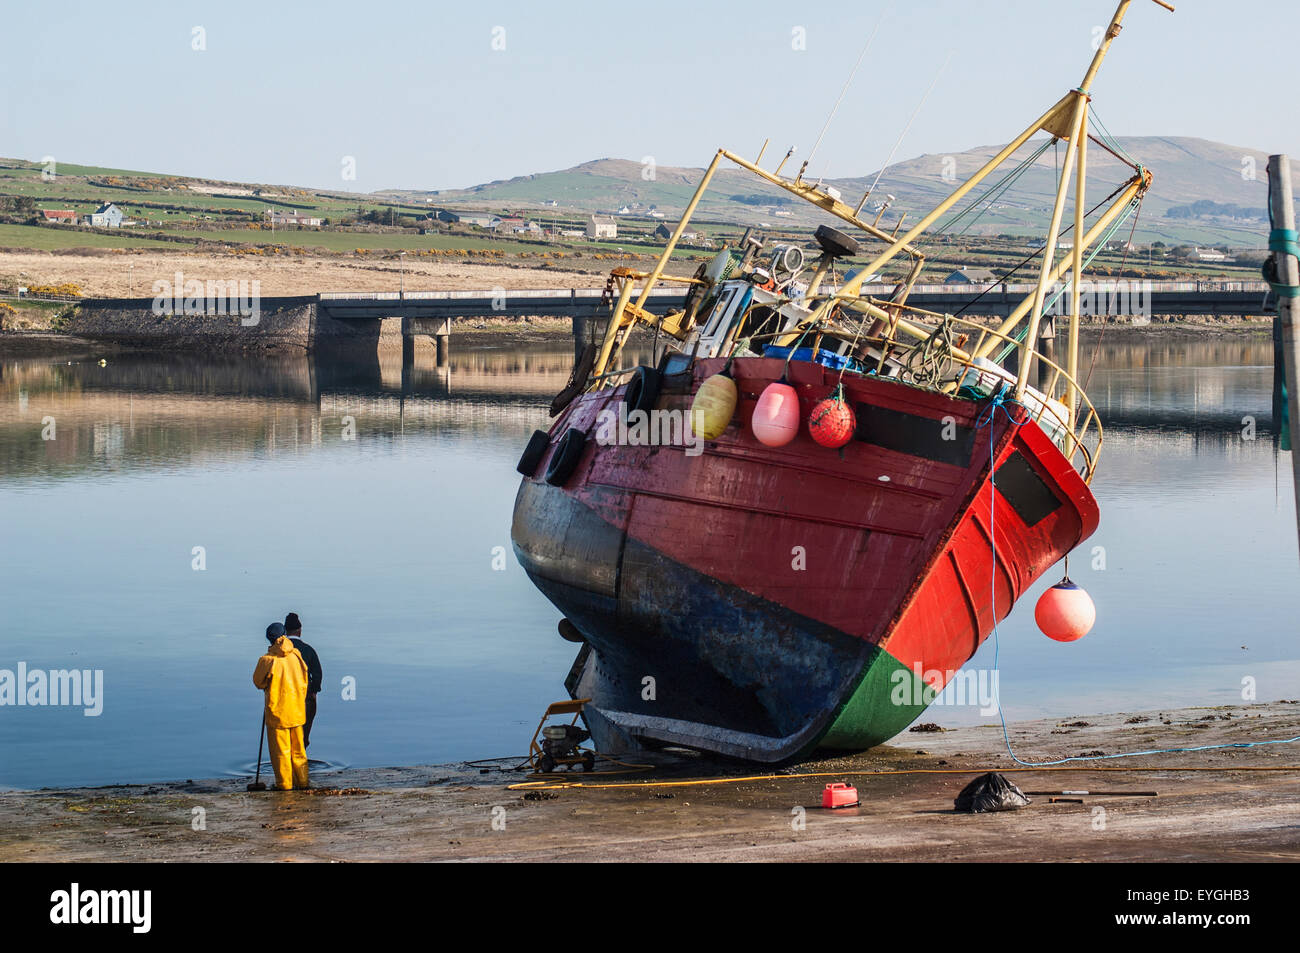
left=3, top=702, right=1298, bottom=862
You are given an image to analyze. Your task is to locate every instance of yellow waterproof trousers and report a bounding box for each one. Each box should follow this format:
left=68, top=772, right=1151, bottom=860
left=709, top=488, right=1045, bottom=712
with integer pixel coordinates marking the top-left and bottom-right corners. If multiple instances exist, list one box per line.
left=266, top=724, right=309, bottom=790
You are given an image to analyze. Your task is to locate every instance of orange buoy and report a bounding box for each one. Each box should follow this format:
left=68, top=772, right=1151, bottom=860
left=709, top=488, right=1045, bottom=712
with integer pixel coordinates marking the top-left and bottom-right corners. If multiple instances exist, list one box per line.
left=808, top=394, right=856, bottom=448
left=1034, top=578, right=1096, bottom=642
left=751, top=381, right=801, bottom=447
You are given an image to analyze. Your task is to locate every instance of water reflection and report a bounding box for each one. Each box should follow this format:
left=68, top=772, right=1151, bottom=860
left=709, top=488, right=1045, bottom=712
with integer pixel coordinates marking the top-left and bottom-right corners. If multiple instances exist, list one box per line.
left=0, top=333, right=1294, bottom=788
left=1084, top=334, right=1277, bottom=436
left=0, top=345, right=654, bottom=483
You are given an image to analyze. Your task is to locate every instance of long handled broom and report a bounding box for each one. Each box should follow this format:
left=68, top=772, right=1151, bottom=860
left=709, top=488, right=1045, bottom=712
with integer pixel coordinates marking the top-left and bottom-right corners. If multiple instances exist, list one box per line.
left=247, top=714, right=267, bottom=791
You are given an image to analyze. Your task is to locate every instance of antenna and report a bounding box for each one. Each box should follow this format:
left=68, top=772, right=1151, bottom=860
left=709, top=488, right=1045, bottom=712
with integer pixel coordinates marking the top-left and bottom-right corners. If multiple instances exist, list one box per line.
left=858, top=51, right=952, bottom=211
left=774, top=146, right=797, bottom=177
left=804, top=4, right=891, bottom=172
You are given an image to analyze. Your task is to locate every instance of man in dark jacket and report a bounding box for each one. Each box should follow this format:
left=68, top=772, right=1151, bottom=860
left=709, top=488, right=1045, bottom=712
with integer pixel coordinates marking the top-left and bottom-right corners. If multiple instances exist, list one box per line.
left=284, top=612, right=323, bottom=747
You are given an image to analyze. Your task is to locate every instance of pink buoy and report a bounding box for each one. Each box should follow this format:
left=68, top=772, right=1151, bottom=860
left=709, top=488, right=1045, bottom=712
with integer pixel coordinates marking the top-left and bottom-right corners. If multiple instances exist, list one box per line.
left=751, top=381, right=801, bottom=447
left=1035, top=577, right=1096, bottom=642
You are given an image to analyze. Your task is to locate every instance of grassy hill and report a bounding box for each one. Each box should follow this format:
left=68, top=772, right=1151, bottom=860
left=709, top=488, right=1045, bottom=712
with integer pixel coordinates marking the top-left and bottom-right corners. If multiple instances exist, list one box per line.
left=1, top=136, right=1290, bottom=288
left=400, top=137, right=1292, bottom=248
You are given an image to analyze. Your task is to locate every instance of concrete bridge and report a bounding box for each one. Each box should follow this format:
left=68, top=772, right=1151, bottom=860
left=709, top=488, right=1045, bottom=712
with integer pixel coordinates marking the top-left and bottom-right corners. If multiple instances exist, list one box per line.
left=73, top=280, right=1276, bottom=359
left=318, top=288, right=690, bottom=362
left=872, top=280, right=1276, bottom=320
left=319, top=280, right=1277, bottom=321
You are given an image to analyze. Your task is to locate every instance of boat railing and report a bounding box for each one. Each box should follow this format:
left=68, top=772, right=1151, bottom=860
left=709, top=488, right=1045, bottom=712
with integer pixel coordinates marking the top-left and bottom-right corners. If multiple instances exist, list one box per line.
left=591, top=295, right=1102, bottom=484
left=850, top=306, right=1103, bottom=481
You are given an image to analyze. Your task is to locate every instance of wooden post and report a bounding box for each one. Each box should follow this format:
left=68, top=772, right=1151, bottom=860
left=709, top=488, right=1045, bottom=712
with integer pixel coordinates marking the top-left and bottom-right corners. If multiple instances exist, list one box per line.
left=1267, top=155, right=1300, bottom=553
left=572, top=290, right=587, bottom=365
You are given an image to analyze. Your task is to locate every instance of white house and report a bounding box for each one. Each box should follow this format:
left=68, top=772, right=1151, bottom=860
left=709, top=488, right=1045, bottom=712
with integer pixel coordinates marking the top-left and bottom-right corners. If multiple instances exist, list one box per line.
left=87, top=203, right=124, bottom=228
left=266, top=210, right=322, bottom=227
left=586, top=215, right=617, bottom=240
left=1192, top=247, right=1232, bottom=262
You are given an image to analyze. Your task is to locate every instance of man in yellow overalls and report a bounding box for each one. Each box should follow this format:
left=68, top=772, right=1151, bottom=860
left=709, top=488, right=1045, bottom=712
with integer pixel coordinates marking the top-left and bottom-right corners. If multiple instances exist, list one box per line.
left=253, top=622, right=310, bottom=790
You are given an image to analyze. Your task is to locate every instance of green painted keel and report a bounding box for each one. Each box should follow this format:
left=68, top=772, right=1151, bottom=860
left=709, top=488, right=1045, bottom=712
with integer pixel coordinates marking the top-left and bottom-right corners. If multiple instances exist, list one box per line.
left=819, top=646, right=936, bottom=750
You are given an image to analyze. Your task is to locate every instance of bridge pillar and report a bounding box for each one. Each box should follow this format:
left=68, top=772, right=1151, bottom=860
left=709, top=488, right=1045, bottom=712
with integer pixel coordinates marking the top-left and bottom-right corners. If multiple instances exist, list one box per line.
left=406, top=315, right=451, bottom=367
left=377, top=316, right=404, bottom=352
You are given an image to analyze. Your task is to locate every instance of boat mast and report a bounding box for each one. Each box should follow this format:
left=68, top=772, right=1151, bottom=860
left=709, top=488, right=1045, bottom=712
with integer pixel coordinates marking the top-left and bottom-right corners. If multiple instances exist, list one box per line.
left=1014, top=0, right=1174, bottom=401
left=830, top=0, right=1173, bottom=394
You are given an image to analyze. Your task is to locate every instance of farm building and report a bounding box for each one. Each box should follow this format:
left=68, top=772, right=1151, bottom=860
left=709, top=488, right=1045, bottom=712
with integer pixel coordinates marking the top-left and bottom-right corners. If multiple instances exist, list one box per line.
left=944, top=267, right=999, bottom=284
left=87, top=203, right=124, bottom=228
left=40, top=209, right=78, bottom=224
left=1191, top=247, right=1233, bottom=262
left=587, top=215, right=617, bottom=240
left=266, top=210, right=322, bottom=227
left=654, top=223, right=701, bottom=243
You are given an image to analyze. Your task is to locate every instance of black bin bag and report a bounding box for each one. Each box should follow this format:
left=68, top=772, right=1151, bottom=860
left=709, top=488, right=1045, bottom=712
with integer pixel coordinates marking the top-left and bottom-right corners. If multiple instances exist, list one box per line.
left=954, top=772, right=1031, bottom=813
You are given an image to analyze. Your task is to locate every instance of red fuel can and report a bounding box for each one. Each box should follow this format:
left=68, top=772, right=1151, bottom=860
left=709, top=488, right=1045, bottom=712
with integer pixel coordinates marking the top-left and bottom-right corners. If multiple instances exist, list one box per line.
left=822, top=782, right=859, bottom=809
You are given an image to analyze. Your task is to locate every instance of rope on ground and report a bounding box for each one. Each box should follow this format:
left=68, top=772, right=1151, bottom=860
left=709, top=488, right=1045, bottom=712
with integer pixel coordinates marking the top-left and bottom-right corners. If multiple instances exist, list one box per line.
left=506, top=763, right=1300, bottom=792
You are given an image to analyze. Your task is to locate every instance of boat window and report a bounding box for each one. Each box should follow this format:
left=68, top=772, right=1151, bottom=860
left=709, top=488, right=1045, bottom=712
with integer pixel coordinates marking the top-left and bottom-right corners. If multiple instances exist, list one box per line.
left=853, top=404, right=974, bottom=467
left=993, top=450, right=1062, bottom=527
left=701, top=286, right=741, bottom=340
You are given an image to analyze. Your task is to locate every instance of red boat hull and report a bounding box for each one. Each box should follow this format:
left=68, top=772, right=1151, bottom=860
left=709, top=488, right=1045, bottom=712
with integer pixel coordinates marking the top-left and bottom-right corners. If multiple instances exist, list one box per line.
left=511, top=356, right=1098, bottom=760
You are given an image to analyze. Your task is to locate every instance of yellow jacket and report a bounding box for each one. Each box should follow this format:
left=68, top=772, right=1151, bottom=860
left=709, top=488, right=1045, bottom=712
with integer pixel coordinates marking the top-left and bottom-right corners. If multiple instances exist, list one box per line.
left=253, top=636, right=309, bottom=729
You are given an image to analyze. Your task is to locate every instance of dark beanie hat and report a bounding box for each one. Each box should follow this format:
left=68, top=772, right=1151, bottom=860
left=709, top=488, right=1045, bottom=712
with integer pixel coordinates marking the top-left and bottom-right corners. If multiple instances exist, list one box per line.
left=284, top=612, right=301, bottom=632
left=266, top=622, right=286, bottom=642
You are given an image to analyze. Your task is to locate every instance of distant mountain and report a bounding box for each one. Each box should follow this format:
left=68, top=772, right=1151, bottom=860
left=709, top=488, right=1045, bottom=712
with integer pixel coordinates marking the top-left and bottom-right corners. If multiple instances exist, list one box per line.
left=388, top=137, right=1293, bottom=247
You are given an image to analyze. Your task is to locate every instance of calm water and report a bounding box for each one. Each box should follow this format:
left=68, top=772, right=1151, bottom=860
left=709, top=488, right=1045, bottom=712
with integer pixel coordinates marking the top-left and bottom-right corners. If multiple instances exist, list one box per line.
left=1, top=334, right=1296, bottom=788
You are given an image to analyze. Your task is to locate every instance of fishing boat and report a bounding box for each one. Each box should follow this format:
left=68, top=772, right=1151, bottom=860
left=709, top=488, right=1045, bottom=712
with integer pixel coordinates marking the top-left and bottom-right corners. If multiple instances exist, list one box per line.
left=511, top=0, right=1170, bottom=761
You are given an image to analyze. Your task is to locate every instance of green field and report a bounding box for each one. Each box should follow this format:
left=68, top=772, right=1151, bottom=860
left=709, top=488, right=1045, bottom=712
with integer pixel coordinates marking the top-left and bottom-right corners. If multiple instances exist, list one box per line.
left=0, top=224, right=174, bottom=250
left=179, top=228, right=560, bottom=255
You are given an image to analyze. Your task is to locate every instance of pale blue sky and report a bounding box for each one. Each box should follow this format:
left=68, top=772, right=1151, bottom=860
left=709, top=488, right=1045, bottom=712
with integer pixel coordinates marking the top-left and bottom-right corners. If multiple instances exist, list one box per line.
left=2, top=0, right=1292, bottom=192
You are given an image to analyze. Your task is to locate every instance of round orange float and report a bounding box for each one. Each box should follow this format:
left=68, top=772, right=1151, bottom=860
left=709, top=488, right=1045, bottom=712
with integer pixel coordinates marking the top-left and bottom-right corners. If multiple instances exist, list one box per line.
left=1034, top=577, right=1096, bottom=642
left=808, top=391, right=856, bottom=448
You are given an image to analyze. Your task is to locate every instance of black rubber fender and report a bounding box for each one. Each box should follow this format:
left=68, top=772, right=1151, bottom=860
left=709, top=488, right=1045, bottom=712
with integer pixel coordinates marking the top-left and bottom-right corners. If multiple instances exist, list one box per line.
left=516, top=429, right=550, bottom=477
left=544, top=427, right=587, bottom=486
left=549, top=341, right=596, bottom=417
left=623, top=365, right=662, bottom=416
left=557, top=619, right=586, bottom=643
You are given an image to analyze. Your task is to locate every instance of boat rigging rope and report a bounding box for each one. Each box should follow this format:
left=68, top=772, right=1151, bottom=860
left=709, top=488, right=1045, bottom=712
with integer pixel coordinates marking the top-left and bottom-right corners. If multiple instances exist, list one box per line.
left=976, top=387, right=1300, bottom=766
left=905, top=316, right=957, bottom=387
left=947, top=177, right=1132, bottom=324
left=990, top=195, right=1141, bottom=365
left=935, top=139, right=1053, bottom=238
left=1077, top=194, right=1147, bottom=393
left=1265, top=178, right=1300, bottom=299
left=1266, top=229, right=1300, bottom=299
left=1087, top=105, right=1138, bottom=169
